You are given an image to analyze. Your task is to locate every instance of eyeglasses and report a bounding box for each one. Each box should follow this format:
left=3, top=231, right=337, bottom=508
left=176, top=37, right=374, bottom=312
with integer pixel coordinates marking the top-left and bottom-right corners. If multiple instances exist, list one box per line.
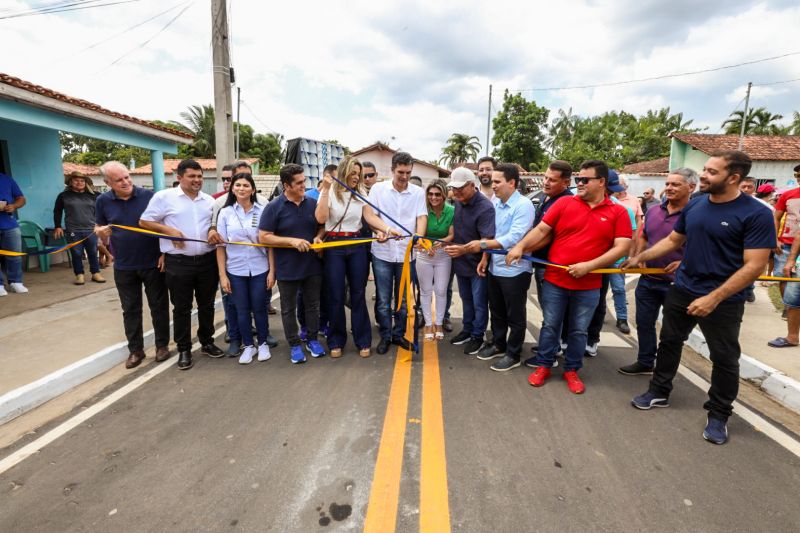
left=364, top=172, right=377, bottom=179
left=222, top=177, right=232, bottom=182
left=574, top=177, right=602, bottom=185
left=427, top=192, right=442, bottom=197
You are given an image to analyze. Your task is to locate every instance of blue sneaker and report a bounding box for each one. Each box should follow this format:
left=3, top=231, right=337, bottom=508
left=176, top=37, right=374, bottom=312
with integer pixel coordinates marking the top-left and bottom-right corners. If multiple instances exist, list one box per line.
left=631, top=391, right=669, bottom=410
left=320, top=324, right=330, bottom=338
left=290, top=345, right=306, bottom=364
left=299, top=326, right=308, bottom=342
left=306, top=339, right=326, bottom=358
left=703, top=416, right=728, bottom=445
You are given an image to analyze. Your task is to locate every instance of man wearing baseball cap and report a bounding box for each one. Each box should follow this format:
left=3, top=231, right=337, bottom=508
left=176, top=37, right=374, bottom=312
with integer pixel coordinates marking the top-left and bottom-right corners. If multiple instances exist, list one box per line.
left=444, top=167, right=496, bottom=355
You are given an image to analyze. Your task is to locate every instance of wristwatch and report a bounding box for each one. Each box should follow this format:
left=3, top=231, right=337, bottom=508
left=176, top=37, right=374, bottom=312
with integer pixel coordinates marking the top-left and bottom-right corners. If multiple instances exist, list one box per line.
left=479, top=239, right=488, bottom=250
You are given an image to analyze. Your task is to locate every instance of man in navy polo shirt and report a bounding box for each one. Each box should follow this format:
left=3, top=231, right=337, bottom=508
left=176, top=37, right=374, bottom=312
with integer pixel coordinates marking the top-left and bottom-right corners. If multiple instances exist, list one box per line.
left=618, top=168, right=696, bottom=376
left=0, top=172, right=27, bottom=296
left=259, top=164, right=326, bottom=364
left=95, top=161, right=170, bottom=369
left=623, top=150, right=774, bottom=445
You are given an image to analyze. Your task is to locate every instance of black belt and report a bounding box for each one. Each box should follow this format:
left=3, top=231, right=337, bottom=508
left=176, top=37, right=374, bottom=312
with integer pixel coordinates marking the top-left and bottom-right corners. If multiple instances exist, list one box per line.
left=165, top=251, right=215, bottom=264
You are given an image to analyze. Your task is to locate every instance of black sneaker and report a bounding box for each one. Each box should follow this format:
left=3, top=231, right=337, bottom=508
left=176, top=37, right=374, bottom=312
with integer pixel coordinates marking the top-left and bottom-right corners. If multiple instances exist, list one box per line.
left=490, top=355, right=520, bottom=372
left=524, top=356, right=558, bottom=368
left=201, top=343, right=225, bottom=358
left=616, top=319, right=631, bottom=334
left=376, top=338, right=391, bottom=354
left=450, top=330, right=471, bottom=345
left=463, top=337, right=484, bottom=355
left=618, top=362, right=654, bottom=375
left=392, top=336, right=411, bottom=350
left=476, top=343, right=504, bottom=360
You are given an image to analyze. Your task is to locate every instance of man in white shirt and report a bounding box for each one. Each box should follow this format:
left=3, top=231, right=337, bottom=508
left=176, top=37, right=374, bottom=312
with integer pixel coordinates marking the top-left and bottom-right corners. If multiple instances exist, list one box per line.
left=140, top=159, right=224, bottom=370
left=477, top=156, right=496, bottom=201
left=368, top=151, right=428, bottom=354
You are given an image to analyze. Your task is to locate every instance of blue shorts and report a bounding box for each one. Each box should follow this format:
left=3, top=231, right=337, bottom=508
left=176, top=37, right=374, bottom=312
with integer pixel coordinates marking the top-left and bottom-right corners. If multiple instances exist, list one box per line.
left=773, top=243, right=793, bottom=277
left=784, top=277, right=800, bottom=308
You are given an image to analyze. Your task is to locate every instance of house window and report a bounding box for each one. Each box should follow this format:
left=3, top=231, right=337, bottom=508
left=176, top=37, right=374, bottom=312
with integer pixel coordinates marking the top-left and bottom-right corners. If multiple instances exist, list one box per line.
left=755, top=178, right=775, bottom=189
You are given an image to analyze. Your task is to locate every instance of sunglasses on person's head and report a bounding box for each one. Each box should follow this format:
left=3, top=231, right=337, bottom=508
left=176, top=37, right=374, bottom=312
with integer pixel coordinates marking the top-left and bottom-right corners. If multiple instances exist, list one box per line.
left=364, top=172, right=377, bottom=179
left=574, top=176, right=602, bottom=185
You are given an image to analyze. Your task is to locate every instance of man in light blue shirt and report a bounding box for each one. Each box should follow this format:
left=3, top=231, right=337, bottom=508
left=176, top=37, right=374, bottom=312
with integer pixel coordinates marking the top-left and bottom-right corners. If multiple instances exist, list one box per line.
left=472, top=163, right=535, bottom=371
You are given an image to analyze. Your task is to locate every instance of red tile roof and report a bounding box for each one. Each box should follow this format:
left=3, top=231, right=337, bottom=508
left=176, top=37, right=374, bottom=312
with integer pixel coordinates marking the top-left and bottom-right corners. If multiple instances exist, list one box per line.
left=670, top=133, right=800, bottom=161
left=351, top=142, right=451, bottom=176
left=621, top=157, right=670, bottom=174
left=62, top=162, right=101, bottom=176
left=0, top=73, right=192, bottom=140
left=131, top=158, right=260, bottom=175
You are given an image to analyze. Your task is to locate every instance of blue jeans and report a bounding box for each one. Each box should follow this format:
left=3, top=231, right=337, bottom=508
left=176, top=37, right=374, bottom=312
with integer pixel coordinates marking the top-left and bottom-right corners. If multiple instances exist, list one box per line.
left=456, top=274, right=488, bottom=339
left=222, top=289, right=240, bottom=342
left=228, top=272, right=269, bottom=346
left=324, top=241, right=372, bottom=350
left=536, top=281, right=600, bottom=371
left=608, top=273, right=628, bottom=320
left=0, top=226, right=23, bottom=283
left=68, top=230, right=100, bottom=275
left=373, top=256, right=410, bottom=340
left=634, top=277, right=671, bottom=367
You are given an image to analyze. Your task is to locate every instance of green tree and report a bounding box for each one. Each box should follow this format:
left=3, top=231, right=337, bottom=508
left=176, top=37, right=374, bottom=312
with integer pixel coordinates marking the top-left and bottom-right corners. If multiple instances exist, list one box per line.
left=491, top=90, right=549, bottom=171
left=790, top=111, right=800, bottom=135
left=60, top=132, right=153, bottom=167
left=721, top=106, right=785, bottom=135
left=177, top=104, right=216, bottom=158
left=322, top=139, right=351, bottom=155
left=439, top=133, right=482, bottom=168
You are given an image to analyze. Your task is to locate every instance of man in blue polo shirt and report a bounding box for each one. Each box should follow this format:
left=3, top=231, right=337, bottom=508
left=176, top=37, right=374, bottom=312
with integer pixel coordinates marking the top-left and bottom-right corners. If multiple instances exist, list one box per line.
left=95, top=161, right=170, bottom=369
left=0, top=172, right=28, bottom=296
left=259, top=164, right=325, bottom=364
left=623, top=150, right=775, bottom=445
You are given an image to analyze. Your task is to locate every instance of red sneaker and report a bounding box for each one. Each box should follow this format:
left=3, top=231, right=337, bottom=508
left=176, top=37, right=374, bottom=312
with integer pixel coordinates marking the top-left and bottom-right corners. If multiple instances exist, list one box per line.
left=563, top=370, right=585, bottom=394
left=528, top=367, right=551, bottom=387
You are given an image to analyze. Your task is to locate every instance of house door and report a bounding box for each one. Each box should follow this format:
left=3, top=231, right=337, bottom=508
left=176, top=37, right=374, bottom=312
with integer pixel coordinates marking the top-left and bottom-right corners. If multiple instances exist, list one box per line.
left=0, top=140, right=9, bottom=174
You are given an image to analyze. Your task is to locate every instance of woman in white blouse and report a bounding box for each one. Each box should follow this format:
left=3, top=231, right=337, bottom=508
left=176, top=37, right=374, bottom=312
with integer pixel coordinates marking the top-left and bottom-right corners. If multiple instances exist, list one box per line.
left=315, top=157, right=397, bottom=358
left=216, top=173, right=275, bottom=365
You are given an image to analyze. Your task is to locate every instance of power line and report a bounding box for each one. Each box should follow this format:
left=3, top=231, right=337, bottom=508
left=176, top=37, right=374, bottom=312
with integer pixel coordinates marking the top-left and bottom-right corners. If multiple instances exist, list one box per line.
left=512, top=51, right=800, bottom=92
left=0, top=0, right=141, bottom=20
left=753, top=77, right=800, bottom=87
left=99, top=1, right=194, bottom=71
left=0, top=0, right=101, bottom=15
left=241, top=101, right=279, bottom=135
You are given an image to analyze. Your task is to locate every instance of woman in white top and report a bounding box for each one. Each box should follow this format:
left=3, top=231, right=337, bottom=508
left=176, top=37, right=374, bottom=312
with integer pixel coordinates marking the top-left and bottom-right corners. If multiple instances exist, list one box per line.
left=315, top=156, right=397, bottom=358
left=216, top=173, right=276, bottom=365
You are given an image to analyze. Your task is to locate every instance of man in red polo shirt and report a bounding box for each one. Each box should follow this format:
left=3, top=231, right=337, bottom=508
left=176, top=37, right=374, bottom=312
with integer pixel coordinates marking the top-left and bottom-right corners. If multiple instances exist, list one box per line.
left=506, top=160, right=632, bottom=393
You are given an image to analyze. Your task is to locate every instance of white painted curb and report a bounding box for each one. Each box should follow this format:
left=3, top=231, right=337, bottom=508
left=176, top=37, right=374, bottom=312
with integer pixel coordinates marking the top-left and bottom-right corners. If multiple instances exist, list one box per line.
left=0, top=300, right=222, bottom=425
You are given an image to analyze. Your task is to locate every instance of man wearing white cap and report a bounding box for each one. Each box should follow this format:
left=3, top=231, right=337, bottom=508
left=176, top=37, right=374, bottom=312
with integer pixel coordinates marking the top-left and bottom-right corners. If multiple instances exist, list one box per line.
left=444, top=167, right=496, bottom=355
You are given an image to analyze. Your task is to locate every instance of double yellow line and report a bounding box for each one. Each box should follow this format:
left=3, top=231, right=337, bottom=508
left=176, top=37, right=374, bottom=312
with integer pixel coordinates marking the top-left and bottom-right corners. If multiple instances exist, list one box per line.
left=364, top=322, right=451, bottom=532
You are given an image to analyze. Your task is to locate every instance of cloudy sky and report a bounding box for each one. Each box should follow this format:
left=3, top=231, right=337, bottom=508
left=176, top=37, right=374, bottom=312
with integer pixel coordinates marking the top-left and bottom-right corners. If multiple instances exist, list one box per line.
left=2, top=0, right=799, bottom=162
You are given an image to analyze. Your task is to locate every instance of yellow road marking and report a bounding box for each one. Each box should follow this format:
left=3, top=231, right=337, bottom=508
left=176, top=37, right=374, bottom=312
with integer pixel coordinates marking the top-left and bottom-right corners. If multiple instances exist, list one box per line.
left=420, top=336, right=451, bottom=532
left=363, top=344, right=413, bottom=533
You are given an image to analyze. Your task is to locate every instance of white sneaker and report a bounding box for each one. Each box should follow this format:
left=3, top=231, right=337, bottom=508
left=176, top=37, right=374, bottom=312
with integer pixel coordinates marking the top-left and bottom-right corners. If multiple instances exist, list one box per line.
left=257, top=343, right=272, bottom=362
left=0, top=285, right=6, bottom=296
left=9, top=283, right=28, bottom=293
left=585, top=342, right=598, bottom=358
left=238, top=345, right=256, bottom=364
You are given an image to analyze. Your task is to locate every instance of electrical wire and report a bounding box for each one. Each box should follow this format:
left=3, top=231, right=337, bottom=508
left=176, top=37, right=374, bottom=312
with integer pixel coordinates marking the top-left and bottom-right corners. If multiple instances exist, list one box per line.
left=0, top=0, right=141, bottom=20
left=511, top=51, right=800, bottom=92
left=753, top=77, right=800, bottom=87
left=241, top=101, right=279, bottom=135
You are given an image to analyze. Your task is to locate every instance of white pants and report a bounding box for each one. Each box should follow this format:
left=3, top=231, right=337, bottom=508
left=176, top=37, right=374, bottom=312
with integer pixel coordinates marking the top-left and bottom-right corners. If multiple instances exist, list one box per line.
left=416, top=248, right=452, bottom=326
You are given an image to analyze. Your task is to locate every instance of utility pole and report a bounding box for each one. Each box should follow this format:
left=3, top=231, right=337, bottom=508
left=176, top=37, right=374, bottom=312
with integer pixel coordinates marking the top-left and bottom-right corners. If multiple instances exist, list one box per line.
left=235, top=86, right=241, bottom=159
left=738, top=81, right=752, bottom=150
left=486, top=84, right=492, bottom=156
left=211, top=0, right=234, bottom=177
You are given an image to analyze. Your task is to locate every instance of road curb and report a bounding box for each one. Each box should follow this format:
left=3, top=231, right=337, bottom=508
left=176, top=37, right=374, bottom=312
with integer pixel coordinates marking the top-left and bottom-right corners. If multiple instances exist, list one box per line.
left=0, top=300, right=222, bottom=426
left=685, top=327, right=800, bottom=415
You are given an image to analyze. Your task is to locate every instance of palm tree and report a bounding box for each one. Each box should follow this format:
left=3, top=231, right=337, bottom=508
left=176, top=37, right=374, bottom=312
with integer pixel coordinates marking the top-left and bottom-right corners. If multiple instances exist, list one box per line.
left=790, top=111, right=800, bottom=135
left=546, top=107, right=578, bottom=155
left=176, top=104, right=216, bottom=158
left=721, top=106, right=784, bottom=135
left=752, top=109, right=786, bottom=135
left=439, top=133, right=481, bottom=168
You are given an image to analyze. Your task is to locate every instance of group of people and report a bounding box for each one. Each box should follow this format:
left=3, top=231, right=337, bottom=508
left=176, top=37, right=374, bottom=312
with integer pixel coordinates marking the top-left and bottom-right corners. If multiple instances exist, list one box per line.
left=0, top=148, right=782, bottom=446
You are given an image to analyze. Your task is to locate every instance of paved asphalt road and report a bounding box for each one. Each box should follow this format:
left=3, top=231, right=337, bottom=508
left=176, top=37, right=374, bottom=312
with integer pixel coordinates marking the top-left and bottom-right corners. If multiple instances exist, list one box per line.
left=2, top=291, right=800, bottom=532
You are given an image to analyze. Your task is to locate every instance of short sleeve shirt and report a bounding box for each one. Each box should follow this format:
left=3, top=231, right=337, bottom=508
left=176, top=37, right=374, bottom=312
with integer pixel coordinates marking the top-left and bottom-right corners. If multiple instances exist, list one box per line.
left=452, top=192, right=496, bottom=277
left=139, top=187, right=215, bottom=256
left=95, top=187, right=161, bottom=270
left=0, top=173, right=23, bottom=230
left=217, top=202, right=268, bottom=277
left=674, top=194, right=776, bottom=301
left=775, top=187, right=800, bottom=245
left=425, top=203, right=454, bottom=240
left=532, top=189, right=573, bottom=260
left=542, top=195, right=633, bottom=290
left=641, top=201, right=684, bottom=283
left=368, top=181, right=427, bottom=263
left=258, top=194, right=322, bottom=281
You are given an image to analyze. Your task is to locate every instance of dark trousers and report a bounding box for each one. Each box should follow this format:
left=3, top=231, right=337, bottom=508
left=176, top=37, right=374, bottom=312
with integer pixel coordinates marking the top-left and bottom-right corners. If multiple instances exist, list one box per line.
left=114, top=267, right=170, bottom=353
left=278, top=275, right=322, bottom=346
left=443, top=268, right=455, bottom=321
left=228, top=272, right=269, bottom=347
left=373, top=257, right=410, bottom=340
left=634, top=277, right=671, bottom=367
left=487, top=271, right=532, bottom=360
left=68, top=230, right=100, bottom=275
left=164, top=253, right=219, bottom=352
left=297, top=285, right=329, bottom=329
left=649, top=286, right=745, bottom=421
left=323, top=242, right=372, bottom=350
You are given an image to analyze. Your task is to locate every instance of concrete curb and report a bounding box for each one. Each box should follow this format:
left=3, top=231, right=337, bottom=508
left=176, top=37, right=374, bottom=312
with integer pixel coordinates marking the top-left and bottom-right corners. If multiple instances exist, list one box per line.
left=0, top=300, right=222, bottom=425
